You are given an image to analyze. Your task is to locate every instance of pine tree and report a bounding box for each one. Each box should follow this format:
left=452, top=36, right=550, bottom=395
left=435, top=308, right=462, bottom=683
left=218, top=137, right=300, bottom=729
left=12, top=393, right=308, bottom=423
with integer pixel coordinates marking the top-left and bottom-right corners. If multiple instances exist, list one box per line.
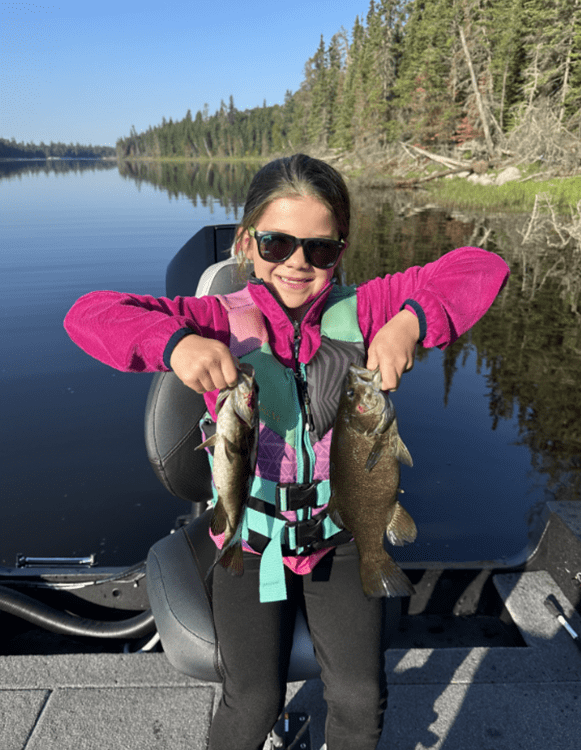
left=357, top=0, right=405, bottom=142
left=395, top=0, right=459, bottom=145
left=487, top=0, right=525, bottom=130
left=564, top=0, right=581, bottom=130
left=519, top=0, right=579, bottom=116
left=358, top=1, right=387, bottom=136
left=334, top=15, right=365, bottom=150
left=325, top=31, right=347, bottom=145
left=306, top=35, right=329, bottom=145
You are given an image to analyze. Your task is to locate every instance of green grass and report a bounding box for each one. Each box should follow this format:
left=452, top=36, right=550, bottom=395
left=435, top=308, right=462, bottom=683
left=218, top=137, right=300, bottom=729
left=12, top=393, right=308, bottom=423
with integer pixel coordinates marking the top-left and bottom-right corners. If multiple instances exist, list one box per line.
left=424, top=172, right=581, bottom=213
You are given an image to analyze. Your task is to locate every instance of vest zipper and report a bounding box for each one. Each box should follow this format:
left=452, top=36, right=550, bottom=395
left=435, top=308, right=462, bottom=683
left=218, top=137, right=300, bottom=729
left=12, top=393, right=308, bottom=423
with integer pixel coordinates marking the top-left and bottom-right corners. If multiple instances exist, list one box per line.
left=292, top=320, right=314, bottom=434
left=292, top=320, right=313, bottom=481
left=251, top=278, right=334, bottom=483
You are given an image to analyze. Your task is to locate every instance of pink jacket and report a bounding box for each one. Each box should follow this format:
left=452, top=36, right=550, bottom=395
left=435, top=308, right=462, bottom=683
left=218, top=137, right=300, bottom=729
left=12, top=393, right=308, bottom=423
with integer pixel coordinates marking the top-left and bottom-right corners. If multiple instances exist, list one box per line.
left=64, top=246, right=509, bottom=379
left=64, top=247, right=510, bottom=572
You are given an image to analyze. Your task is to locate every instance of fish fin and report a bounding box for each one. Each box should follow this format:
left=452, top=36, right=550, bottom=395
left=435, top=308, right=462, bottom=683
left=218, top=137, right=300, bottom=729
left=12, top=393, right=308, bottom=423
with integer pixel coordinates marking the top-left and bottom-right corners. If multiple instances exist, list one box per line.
left=395, top=437, right=413, bottom=467
left=360, top=554, right=415, bottom=598
left=217, top=541, right=244, bottom=576
left=196, top=434, right=217, bottom=451
left=223, top=436, right=240, bottom=463
left=215, top=389, right=230, bottom=415
left=210, top=501, right=228, bottom=536
left=365, top=439, right=385, bottom=472
left=329, top=506, right=347, bottom=530
left=386, top=501, right=417, bottom=546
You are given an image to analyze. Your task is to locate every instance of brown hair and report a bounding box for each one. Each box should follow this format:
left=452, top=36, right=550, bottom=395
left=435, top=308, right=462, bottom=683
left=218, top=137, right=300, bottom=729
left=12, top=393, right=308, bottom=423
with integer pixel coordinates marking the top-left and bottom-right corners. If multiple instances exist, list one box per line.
left=235, top=154, right=351, bottom=274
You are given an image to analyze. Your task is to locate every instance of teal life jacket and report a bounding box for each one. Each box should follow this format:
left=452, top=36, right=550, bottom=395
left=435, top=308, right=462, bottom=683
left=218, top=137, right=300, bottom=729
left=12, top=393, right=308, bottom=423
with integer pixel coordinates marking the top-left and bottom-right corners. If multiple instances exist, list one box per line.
left=202, top=283, right=366, bottom=602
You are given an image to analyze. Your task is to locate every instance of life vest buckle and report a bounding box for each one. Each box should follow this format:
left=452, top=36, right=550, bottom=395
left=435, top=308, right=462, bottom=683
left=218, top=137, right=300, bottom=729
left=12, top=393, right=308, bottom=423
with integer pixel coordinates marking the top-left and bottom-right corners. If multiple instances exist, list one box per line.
left=276, top=482, right=319, bottom=512
left=283, top=515, right=325, bottom=553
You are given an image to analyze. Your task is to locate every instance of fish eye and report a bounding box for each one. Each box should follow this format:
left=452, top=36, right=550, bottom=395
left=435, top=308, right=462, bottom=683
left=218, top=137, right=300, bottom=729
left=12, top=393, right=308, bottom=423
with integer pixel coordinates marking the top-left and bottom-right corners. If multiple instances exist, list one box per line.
left=346, top=388, right=355, bottom=398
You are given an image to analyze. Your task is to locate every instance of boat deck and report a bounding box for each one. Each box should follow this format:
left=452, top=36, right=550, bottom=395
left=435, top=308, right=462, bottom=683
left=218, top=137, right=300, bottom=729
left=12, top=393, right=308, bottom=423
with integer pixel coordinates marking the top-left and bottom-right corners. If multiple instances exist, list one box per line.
left=2, top=569, right=581, bottom=750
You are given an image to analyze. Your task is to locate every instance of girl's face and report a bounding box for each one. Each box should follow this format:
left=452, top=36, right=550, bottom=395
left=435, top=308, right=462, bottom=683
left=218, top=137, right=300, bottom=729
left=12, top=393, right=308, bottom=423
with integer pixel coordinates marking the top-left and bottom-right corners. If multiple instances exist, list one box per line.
left=242, top=194, right=344, bottom=321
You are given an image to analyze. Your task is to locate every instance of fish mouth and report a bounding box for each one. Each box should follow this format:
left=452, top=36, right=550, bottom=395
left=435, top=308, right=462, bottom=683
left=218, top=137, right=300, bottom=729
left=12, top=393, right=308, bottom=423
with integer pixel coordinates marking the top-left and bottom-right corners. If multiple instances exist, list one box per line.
left=347, top=365, right=396, bottom=433
left=349, top=368, right=384, bottom=398
left=246, top=389, right=257, bottom=412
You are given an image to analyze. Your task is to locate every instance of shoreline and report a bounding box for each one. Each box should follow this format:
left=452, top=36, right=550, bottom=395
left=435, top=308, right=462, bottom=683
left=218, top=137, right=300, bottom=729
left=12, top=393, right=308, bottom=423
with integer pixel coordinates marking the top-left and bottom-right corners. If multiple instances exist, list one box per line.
left=116, top=151, right=581, bottom=212
left=4, top=151, right=579, bottom=212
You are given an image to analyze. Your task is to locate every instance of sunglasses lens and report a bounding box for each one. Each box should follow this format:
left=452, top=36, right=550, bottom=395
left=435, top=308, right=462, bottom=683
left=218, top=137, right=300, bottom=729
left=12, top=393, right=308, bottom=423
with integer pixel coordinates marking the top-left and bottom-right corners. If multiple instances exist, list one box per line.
left=305, top=240, right=342, bottom=269
left=256, top=231, right=343, bottom=269
left=259, top=234, right=294, bottom=263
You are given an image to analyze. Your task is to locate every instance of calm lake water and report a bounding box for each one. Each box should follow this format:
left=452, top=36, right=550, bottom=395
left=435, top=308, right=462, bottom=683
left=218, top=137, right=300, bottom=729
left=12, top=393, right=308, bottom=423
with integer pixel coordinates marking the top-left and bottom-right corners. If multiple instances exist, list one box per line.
left=2, top=159, right=579, bottom=567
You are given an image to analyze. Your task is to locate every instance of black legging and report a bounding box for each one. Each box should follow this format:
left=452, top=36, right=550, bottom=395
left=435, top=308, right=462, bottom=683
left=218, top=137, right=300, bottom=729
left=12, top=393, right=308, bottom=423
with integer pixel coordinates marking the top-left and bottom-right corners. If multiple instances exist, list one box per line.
left=207, top=543, right=392, bottom=750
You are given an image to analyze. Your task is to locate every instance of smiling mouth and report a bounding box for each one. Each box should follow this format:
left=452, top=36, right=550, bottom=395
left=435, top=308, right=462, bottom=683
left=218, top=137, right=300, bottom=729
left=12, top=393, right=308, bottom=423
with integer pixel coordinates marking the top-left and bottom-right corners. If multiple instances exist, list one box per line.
left=278, top=276, right=313, bottom=285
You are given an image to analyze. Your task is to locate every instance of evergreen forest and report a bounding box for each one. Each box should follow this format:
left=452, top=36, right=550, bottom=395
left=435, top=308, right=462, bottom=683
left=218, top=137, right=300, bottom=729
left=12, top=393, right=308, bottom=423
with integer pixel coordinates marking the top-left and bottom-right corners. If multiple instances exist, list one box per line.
left=0, top=138, right=116, bottom=160
left=116, top=0, right=581, bottom=162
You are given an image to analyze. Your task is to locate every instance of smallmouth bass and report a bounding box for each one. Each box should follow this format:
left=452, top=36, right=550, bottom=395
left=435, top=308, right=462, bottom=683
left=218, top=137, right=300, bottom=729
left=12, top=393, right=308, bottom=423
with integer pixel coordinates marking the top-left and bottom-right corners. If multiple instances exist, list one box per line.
left=329, top=365, right=417, bottom=597
left=197, top=362, right=259, bottom=575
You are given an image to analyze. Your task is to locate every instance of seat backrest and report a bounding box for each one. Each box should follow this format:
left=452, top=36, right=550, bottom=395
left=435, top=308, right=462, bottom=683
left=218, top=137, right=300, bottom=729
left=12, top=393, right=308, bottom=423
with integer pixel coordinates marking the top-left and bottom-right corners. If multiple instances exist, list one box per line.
left=144, top=227, right=250, bottom=504
left=165, top=223, right=238, bottom=298
left=143, top=226, right=256, bottom=681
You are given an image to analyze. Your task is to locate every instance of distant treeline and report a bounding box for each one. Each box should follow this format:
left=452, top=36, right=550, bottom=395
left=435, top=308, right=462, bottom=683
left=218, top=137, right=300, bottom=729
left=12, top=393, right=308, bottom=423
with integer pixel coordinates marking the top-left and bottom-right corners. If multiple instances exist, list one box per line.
left=0, top=138, right=116, bottom=160
left=116, top=0, right=581, bottom=160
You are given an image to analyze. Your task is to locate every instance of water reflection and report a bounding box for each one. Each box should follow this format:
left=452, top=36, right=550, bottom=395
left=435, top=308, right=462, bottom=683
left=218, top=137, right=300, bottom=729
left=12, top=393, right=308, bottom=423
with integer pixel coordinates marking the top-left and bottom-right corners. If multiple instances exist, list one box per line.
left=0, top=158, right=118, bottom=180
left=117, top=159, right=263, bottom=218
left=348, top=186, right=581, bottom=514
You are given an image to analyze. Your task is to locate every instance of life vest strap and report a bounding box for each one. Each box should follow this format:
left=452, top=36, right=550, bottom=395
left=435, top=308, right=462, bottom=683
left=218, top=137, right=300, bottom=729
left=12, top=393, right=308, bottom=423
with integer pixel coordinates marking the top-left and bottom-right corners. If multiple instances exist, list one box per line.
left=276, top=482, right=319, bottom=512
left=246, top=496, right=352, bottom=556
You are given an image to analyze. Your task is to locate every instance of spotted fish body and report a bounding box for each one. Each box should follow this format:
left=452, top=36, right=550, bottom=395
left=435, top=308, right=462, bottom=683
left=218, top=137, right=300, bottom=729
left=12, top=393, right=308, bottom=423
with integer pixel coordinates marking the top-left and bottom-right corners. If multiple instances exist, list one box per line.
left=329, top=365, right=416, bottom=597
left=197, top=362, right=259, bottom=575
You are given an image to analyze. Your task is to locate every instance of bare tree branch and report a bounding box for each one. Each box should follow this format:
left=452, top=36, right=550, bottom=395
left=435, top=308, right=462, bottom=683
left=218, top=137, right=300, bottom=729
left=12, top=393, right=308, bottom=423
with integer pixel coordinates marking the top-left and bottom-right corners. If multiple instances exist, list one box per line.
left=459, top=26, right=495, bottom=156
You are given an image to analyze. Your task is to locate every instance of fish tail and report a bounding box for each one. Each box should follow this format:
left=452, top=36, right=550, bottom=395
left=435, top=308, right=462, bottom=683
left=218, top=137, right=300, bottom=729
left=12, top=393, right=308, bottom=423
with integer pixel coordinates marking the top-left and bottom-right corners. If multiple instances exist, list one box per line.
left=218, top=541, right=244, bottom=576
left=359, top=554, right=415, bottom=598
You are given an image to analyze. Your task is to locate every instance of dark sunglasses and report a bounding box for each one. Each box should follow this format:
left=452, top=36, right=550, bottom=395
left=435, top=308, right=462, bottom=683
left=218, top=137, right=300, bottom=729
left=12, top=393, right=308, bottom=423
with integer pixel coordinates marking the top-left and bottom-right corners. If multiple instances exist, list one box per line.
left=249, top=226, right=347, bottom=269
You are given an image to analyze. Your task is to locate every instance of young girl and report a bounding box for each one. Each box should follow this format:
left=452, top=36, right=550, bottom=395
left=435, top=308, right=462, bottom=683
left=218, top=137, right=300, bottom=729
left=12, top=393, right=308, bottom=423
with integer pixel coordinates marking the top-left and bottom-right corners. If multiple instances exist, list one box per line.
left=65, top=154, right=510, bottom=750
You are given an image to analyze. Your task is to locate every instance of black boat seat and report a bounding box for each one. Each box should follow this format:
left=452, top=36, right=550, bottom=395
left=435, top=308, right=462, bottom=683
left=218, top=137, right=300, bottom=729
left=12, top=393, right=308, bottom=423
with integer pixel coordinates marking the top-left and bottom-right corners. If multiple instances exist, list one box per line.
left=145, top=226, right=401, bottom=682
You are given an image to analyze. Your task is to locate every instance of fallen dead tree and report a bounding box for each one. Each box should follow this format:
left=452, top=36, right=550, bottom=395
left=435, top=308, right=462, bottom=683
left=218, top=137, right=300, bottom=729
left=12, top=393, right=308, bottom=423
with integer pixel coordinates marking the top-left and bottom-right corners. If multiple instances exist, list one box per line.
left=395, top=144, right=492, bottom=188
left=395, top=166, right=472, bottom=188
left=518, top=194, right=581, bottom=313
left=394, top=97, right=581, bottom=189
left=403, top=144, right=468, bottom=170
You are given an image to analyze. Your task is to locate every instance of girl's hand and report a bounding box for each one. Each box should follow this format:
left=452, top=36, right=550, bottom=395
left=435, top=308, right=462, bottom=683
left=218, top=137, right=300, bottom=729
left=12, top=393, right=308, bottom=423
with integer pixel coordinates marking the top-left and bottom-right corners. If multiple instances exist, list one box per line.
left=366, top=310, right=420, bottom=391
left=169, top=334, right=239, bottom=393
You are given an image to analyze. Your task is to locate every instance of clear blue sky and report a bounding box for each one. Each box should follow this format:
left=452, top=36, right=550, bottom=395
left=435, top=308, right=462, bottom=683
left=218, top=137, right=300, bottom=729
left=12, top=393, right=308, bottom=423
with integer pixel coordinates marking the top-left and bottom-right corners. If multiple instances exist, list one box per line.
left=1, top=0, right=369, bottom=148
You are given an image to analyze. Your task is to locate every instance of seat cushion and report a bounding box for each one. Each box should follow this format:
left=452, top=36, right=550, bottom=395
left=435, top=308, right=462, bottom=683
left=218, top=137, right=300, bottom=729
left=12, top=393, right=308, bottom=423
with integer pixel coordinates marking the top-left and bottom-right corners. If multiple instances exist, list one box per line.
left=146, top=510, right=324, bottom=682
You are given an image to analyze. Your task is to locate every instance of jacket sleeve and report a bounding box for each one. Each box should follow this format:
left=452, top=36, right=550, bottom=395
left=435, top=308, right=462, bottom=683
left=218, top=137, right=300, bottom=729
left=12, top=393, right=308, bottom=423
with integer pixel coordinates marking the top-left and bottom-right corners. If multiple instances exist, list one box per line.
left=356, top=247, right=510, bottom=349
left=63, top=291, right=230, bottom=372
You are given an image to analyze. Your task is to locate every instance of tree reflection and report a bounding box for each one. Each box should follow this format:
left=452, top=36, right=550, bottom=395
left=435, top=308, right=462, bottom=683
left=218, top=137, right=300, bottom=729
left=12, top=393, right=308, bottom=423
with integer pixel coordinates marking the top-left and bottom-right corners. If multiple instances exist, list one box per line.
left=0, top=159, right=117, bottom=180
left=344, top=185, right=581, bottom=503
left=116, top=159, right=264, bottom=220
